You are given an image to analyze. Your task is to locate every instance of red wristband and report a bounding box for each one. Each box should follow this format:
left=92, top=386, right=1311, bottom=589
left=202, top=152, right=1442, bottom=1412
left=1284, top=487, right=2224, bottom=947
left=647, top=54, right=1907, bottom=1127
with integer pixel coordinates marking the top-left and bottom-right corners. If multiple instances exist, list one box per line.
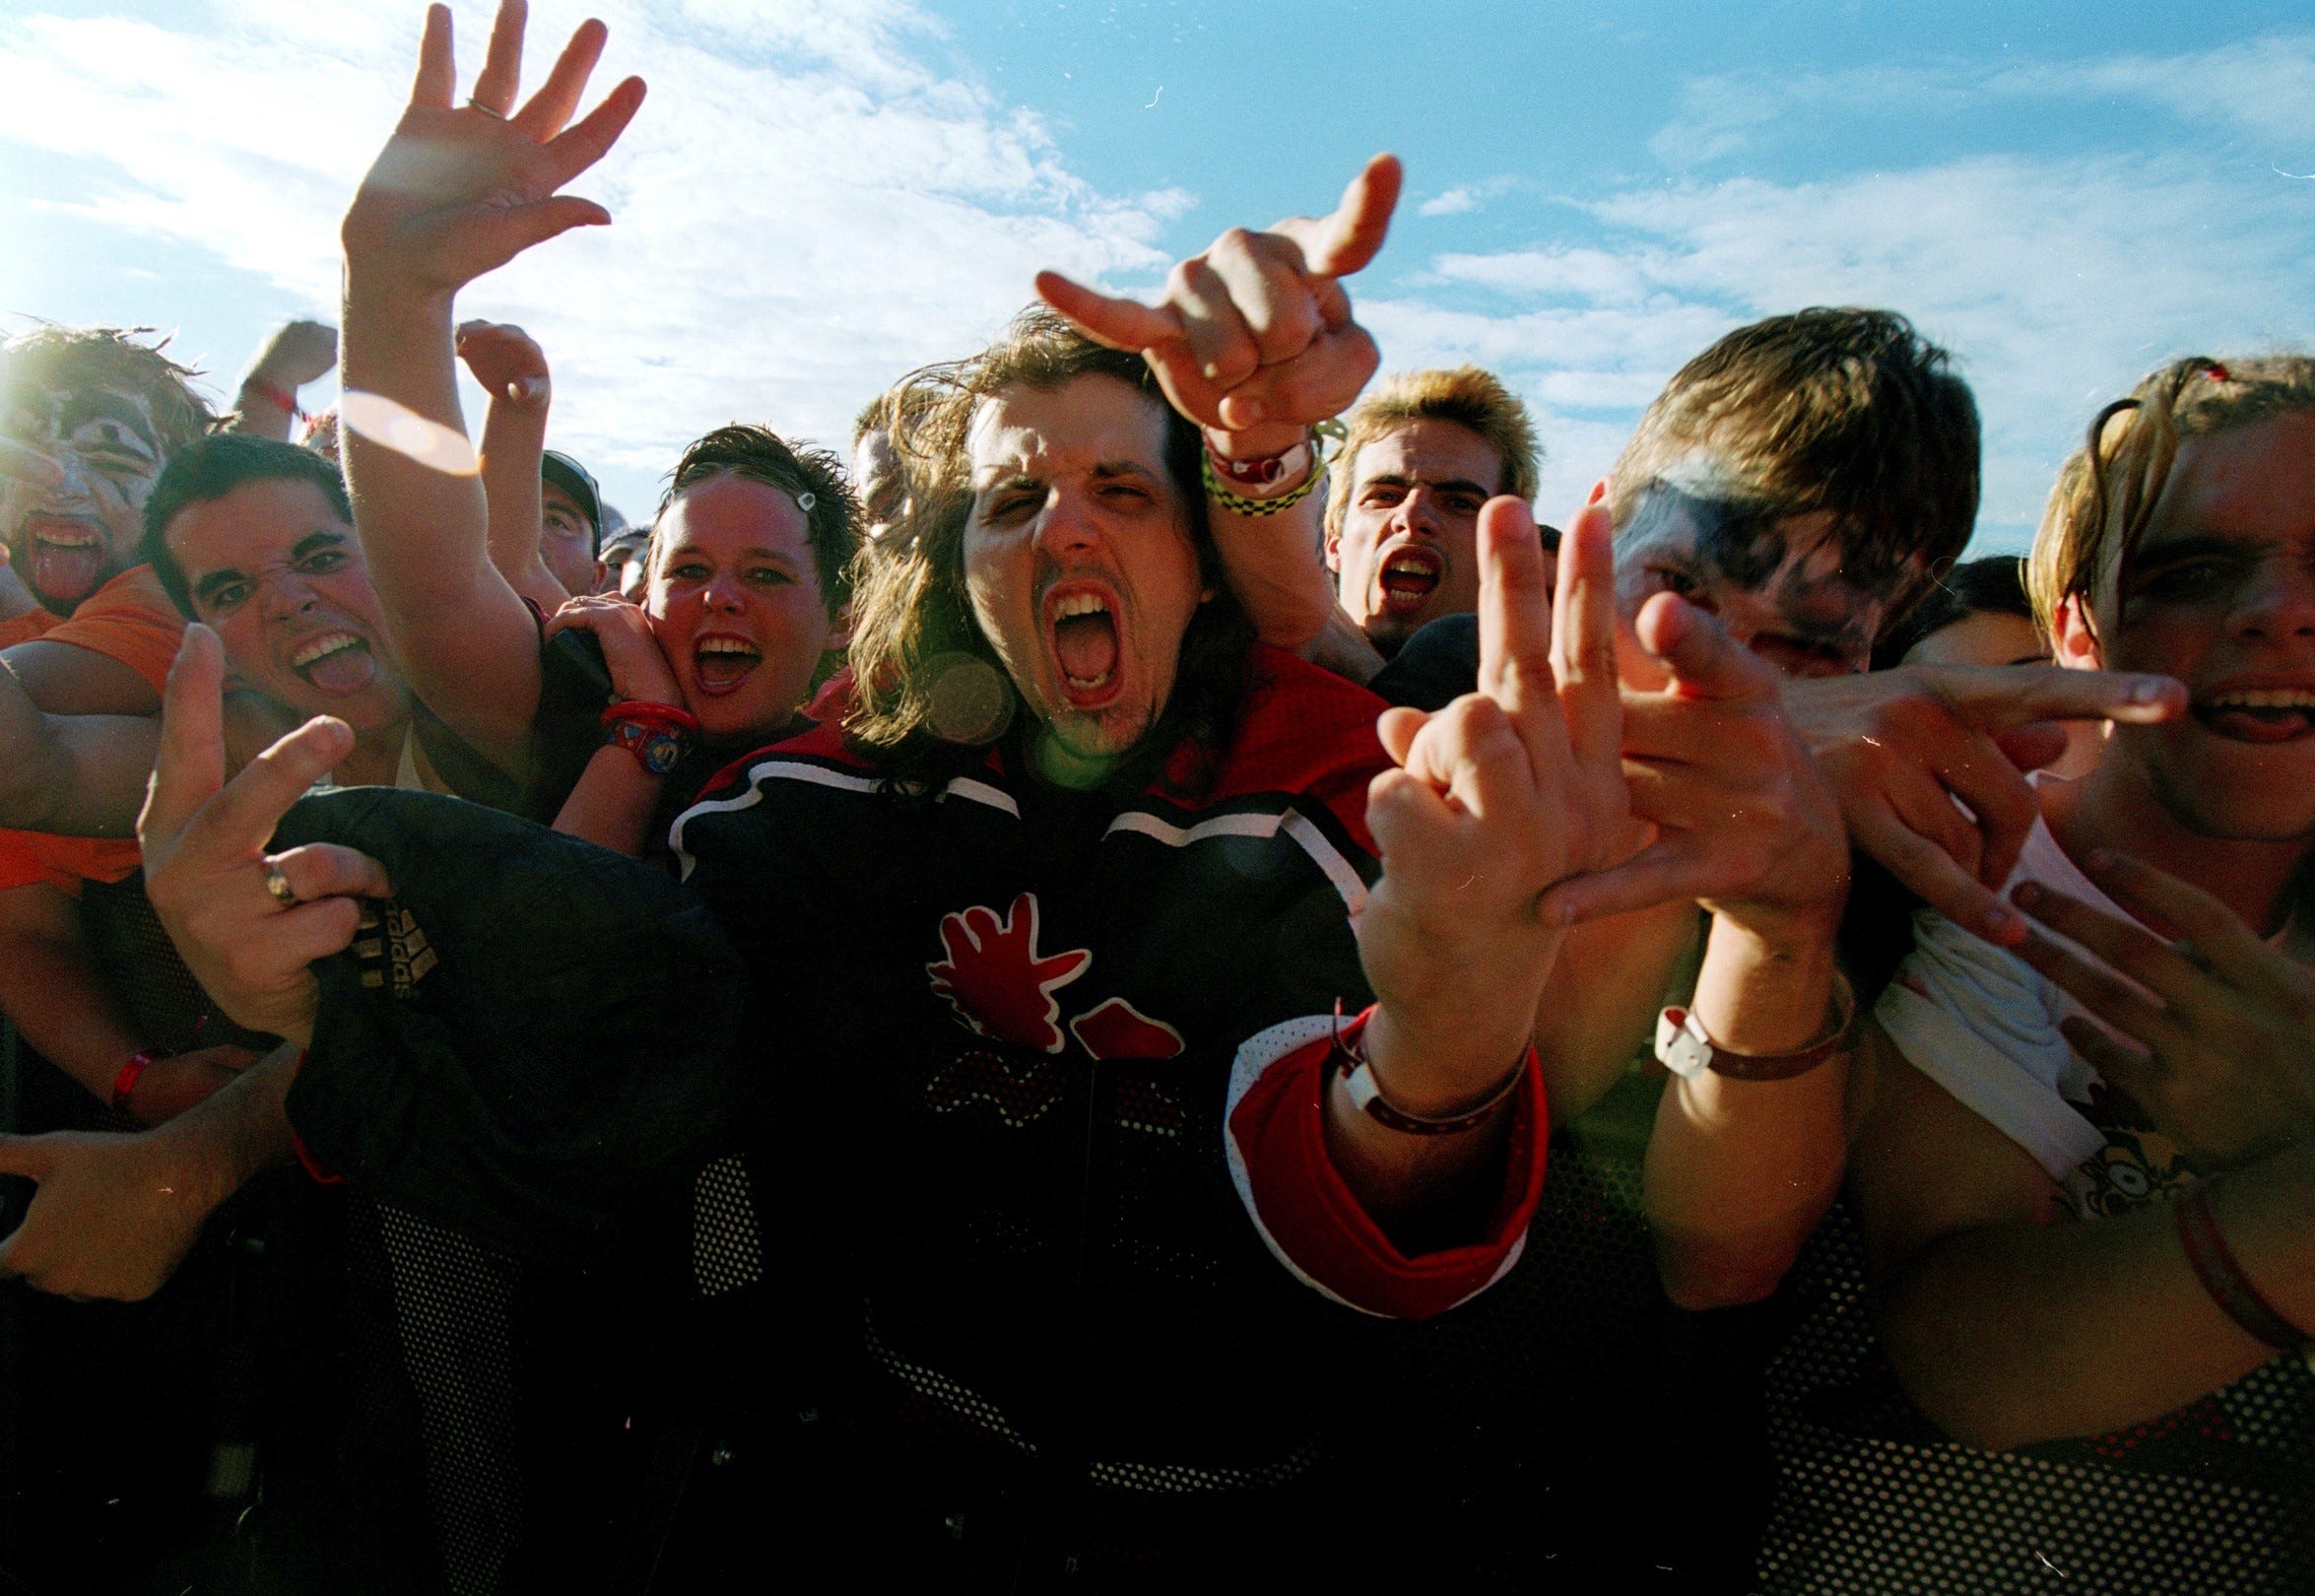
left=1205, top=435, right=1312, bottom=487
left=2174, top=1182, right=2312, bottom=1356
left=599, top=699, right=702, bottom=736
left=242, top=377, right=305, bottom=422
left=110, top=1050, right=163, bottom=1114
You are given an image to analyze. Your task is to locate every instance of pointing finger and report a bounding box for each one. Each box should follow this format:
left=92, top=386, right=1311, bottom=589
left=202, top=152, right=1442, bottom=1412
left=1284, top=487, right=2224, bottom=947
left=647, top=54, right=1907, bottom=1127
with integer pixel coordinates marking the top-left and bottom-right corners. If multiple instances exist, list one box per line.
left=178, top=715, right=354, bottom=864
left=1633, top=589, right=1778, bottom=705
left=1921, top=662, right=2185, bottom=731
left=1034, top=270, right=1187, bottom=355
left=1475, top=498, right=1558, bottom=755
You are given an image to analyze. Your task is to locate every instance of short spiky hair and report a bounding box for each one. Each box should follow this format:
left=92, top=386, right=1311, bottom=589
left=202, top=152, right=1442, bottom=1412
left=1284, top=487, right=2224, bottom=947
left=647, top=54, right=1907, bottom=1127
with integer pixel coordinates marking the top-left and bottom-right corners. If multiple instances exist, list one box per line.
left=1325, top=366, right=1539, bottom=535
left=4, top=324, right=215, bottom=455
left=657, top=425, right=862, bottom=618
left=1608, top=308, right=1979, bottom=614
left=139, top=433, right=353, bottom=618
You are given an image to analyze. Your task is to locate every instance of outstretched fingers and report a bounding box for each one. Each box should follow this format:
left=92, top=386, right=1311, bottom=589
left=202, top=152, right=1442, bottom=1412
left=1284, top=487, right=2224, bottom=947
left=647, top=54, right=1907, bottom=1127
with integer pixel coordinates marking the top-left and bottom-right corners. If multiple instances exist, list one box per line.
left=412, top=4, right=456, bottom=109
left=178, top=716, right=354, bottom=868
left=543, top=73, right=647, bottom=186
left=468, top=0, right=529, bottom=115
left=1550, top=501, right=1620, bottom=776
left=513, top=14, right=609, bottom=140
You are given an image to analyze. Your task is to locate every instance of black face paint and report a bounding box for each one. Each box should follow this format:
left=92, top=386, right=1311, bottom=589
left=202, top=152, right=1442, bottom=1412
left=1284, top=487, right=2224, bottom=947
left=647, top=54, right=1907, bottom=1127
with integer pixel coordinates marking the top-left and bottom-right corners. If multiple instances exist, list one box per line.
left=1625, top=482, right=1790, bottom=588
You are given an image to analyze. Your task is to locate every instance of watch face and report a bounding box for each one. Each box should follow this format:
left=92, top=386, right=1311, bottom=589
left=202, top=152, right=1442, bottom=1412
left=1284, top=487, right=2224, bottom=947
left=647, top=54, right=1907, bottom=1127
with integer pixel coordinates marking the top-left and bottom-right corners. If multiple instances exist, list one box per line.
left=644, top=732, right=682, bottom=774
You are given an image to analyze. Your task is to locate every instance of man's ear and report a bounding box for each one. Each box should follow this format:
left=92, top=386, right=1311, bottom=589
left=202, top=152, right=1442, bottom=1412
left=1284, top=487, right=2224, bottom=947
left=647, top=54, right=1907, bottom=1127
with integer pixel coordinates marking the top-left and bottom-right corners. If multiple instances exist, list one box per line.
left=826, top=598, right=855, bottom=652
left=1322, top=524, right=1342, bottom=574
left=2051, top=591, right=2102, bottom=671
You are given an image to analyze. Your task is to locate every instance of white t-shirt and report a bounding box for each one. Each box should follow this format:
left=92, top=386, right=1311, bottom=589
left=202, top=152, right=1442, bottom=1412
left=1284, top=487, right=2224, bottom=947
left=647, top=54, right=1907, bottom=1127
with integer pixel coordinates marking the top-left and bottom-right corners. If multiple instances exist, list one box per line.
left=1875, top=782, right=2138, bottom=1190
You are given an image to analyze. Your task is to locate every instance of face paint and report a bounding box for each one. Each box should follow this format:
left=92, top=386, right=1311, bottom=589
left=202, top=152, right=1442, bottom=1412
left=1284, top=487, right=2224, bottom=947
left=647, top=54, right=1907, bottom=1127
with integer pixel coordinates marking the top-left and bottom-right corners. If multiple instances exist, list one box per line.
left=1, top=384, right=165, bottom=614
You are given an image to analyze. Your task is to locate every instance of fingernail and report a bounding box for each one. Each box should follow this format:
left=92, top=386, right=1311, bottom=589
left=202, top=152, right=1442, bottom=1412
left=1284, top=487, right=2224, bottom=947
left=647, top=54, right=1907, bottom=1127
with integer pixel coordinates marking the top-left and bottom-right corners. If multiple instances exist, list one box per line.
left=2126, top=678, right=2167, bottom=703
left=1232, top=396, right=1265, bottom=423
left=2085, top=848, right=2115, bottom=872
left=2010, top=882, right=2042, bottom=910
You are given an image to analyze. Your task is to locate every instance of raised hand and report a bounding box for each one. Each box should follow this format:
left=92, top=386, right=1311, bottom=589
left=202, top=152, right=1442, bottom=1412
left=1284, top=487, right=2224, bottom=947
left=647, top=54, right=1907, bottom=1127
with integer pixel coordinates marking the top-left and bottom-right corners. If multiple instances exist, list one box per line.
left=1356, top=499, right=1625, bottom=1111
left=1542, top=588, right=1848, bottom=936
left=247, top=318, right=341, bottom=390
left=457, top=319, right=552, bottom=408
left=1036, top=155, right=1400, bottom=457
left=1783, top=664, right=2185, bottom=944
left=341, top=0, right=645, bottom=299
left=137, top=627, right=393, bottom=1046
left=2010, top=851, right=2315, bottom=1169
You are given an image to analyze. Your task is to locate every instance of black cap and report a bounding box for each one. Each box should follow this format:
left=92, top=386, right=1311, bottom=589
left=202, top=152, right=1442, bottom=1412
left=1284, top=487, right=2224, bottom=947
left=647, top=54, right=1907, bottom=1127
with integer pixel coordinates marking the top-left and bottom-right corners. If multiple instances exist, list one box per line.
left=541, top=449, right=605, bottom=553
left=271, top=787, right=751, bottom=1262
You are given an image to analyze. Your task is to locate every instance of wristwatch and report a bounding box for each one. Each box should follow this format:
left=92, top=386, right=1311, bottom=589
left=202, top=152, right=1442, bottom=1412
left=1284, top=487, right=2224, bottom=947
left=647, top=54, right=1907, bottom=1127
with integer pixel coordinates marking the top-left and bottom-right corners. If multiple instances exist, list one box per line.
left=1654, top=973, right=1856, bottom=1083
left=605, top=715, right=685, bottom=775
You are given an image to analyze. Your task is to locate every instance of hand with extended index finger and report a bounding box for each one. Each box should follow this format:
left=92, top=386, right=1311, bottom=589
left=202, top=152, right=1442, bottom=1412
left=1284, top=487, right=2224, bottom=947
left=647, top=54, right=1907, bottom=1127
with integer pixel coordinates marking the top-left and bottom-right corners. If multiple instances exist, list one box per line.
left=2009, top=851, right=2315, bottom=1170
left=1541, top=588, right=1849, bottom=934
left=342, top=0, right=646, bottom=300
left=1037, top=155, right=1400, bottom=456
left=1783, top=662, right=2185, bottom=946
left=138, top=627, right=393, bottom=1047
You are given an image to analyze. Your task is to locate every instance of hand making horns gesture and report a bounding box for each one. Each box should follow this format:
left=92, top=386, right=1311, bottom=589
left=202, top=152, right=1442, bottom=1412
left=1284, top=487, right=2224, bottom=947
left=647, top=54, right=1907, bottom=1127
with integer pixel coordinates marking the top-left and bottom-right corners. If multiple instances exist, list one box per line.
left=1037, top=155, right=1401, bottom=458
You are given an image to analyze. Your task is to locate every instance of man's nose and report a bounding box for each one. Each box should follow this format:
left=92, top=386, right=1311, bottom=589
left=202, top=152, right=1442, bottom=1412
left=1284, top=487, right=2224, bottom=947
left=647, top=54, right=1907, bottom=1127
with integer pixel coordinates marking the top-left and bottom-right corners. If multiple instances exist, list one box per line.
left=704, top=567, right=748, bottom=610
left=2234, top=561, right=2315, bottom=642
left=260, top=570, right=321, bottom=619
left=1032, top=485, right=1100, bottom=558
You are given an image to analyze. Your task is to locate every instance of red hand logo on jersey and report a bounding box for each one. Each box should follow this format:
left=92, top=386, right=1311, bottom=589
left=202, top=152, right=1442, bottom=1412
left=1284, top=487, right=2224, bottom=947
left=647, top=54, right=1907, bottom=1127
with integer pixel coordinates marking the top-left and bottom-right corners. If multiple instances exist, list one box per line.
left=1069, top=997, right=1185, bottom=1061
left=927, top=893, right=1091, bottom=1055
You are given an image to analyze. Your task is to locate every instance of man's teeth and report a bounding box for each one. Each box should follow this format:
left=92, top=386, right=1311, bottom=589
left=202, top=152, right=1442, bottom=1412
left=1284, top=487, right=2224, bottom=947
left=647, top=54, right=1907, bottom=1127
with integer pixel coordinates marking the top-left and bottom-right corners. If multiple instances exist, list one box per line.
left=2208, top=690, right=2315, bottom=712
left=1065, top=669, right=1114, bottom=690
left=697, top=637, right=759, bottom=656
left=1054, top=593, right=1110, bottom=620
left=33, top=529, right=97, bottom=549
left=290, top=632, right=362, bottom=669
left=1384, top=555, right=1432, bottom=575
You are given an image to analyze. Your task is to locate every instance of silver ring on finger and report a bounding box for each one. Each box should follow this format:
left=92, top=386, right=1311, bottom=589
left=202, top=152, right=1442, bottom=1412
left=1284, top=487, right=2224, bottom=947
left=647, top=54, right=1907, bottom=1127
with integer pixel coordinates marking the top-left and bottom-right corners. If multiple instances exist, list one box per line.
left=466, top=99, right=507, bottom=118
left=263, top=860, right=300, bottom=908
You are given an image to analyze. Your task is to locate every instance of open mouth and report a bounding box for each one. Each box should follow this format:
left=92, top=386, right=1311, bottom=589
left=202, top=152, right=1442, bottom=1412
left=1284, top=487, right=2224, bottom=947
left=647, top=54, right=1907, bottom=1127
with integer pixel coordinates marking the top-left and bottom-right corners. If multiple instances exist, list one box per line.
left=693, top=634, right=761, bottom=695
left=2192, top=687, right=2315, bottom=745
left=1047, top=586, right=1122, bottom=708
left=21, top=514, right=106, bottom=606
left=1375, top=545, right=1443, bottom=615
left=288, top=631, right=378, bottom=695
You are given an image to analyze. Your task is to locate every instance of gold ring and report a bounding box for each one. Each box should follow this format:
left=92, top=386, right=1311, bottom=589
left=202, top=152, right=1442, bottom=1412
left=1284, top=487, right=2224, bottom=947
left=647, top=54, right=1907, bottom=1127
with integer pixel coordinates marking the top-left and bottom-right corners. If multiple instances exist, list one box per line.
left=263, top=862, right=298, bottom=907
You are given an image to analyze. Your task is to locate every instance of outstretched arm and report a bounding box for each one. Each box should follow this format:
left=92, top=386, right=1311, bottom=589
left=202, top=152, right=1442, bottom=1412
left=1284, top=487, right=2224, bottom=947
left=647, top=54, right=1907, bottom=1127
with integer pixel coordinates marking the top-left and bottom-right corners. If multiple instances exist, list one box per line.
left=338, top=1, right=643, bottom=770
left=1039, top=156, right=1402, bottom=653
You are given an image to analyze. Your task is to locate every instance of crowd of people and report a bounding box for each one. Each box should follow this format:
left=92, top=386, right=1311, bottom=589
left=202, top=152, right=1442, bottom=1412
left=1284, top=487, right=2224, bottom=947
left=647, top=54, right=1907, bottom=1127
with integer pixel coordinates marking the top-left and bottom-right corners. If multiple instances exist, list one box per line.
left=0, top=3, right=2309, bottom=1591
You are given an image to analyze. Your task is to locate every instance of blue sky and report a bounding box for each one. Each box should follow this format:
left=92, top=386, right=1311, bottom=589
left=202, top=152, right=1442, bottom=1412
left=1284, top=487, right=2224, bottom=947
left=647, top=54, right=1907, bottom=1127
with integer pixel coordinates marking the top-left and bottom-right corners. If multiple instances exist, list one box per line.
left=5, top=1, right=2311, bottom=549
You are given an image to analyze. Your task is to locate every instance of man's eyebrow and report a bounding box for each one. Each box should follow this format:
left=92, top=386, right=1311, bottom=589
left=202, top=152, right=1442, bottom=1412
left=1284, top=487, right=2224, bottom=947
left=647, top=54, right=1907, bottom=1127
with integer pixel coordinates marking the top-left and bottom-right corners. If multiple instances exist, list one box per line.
left=290, top=529, right=351, bottom=562
left=1357, top=470, right=1492, bottom=499
left=2132, top=533, right=2257, bottom=565
left=192, top=565, right=249, bottom=604
left=56, top=392, right=160, bottom=452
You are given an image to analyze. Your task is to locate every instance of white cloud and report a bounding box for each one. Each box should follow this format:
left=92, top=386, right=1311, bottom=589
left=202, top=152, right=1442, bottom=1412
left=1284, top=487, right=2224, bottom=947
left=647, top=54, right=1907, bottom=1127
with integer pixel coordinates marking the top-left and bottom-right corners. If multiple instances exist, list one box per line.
left=1419, top=187, right=1478, bottom=218
left=1653, top=33, right=2315, bottom=170
left=1388, top=47, right=2315, bottom=551
left=0, top=0, right=1188, bottom=508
